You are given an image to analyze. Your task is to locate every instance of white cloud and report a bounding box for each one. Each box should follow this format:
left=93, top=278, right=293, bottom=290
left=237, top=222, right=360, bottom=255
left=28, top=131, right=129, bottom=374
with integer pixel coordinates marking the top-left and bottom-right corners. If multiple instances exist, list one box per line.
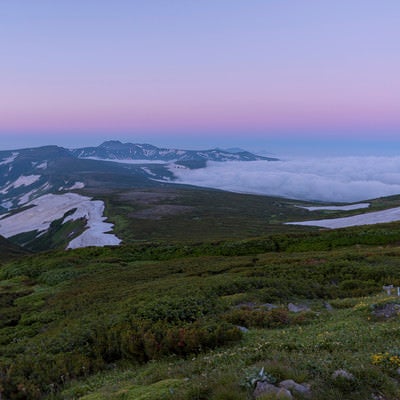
left=169, top=157, right=400, bottom=202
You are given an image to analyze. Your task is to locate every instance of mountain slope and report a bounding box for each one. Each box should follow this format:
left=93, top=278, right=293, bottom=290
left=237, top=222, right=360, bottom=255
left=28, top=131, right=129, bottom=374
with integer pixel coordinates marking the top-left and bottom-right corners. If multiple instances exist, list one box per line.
left=0, top=234, right=27, bottom=261
left=2, top=232, right=400, bottom=399
left=71, top=140, right=277, bottom=162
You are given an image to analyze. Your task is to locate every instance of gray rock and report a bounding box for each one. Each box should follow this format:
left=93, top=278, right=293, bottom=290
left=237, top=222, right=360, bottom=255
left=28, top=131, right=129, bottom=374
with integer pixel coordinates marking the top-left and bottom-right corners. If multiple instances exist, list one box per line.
left=382, top=284, right=393, bottom=295
left=262, top=303, right=278, bottom=310
left=233, top=302, right=256, bottom=309
left=276, top=388, right=293, bottom=399
left=254, top=382, right=293, bottom=399
left=254, top=382, right=280, bottom=398
left=371, top=303, right=400, bottom=319
left=279, top=379, right=311, bottom=396
left=236, top=325, right=249, bottom=333
left=324, top=301, right=334, bottom=311
left=288, top=303, right=311, bottom=313
left=332, top=369, right=355, bottom=381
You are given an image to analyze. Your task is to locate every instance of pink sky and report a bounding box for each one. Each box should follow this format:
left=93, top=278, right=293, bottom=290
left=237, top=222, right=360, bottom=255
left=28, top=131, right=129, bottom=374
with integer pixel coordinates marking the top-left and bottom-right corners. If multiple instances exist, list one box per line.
left=1, top=1, right=399, bottom=150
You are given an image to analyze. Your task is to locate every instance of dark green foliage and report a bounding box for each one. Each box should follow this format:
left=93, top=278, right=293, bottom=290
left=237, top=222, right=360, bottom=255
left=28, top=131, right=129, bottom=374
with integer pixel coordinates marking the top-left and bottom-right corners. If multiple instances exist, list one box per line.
left=2, top=225, right=400, bottom=398
left=223, top=307, right=314, bottom=328
left=0, top=235, right=28, bottom=262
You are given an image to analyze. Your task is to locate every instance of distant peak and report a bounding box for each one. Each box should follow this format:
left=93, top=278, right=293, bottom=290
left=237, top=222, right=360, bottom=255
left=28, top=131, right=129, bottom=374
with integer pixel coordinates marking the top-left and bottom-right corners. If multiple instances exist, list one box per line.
left=99, top=140, right=124, bottom=147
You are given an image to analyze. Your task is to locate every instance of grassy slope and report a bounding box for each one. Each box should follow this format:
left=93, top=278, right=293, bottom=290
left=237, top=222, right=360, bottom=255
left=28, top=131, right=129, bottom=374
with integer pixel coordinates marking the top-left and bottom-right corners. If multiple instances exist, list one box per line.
left=87, top=186, right=400, bottom=244
left=1, top=224, right=400, bottom=399
left=89, top=186, right=319, bottom=243
left=0, top=235, right=28, bottom=262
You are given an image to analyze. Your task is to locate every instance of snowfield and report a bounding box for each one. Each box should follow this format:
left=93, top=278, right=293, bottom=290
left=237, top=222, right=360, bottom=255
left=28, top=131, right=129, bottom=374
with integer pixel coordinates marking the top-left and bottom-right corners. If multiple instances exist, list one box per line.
left=0, top=193, right=121, bottom=248
left=299, top=203, right=370, bottom=211
left=286, top=206, right=400, bottom=229
left=0, top=152, right=18, bottom=165
left=81, top=157, right=167, bottom=164
left=0, top=175, right=41, bottom=194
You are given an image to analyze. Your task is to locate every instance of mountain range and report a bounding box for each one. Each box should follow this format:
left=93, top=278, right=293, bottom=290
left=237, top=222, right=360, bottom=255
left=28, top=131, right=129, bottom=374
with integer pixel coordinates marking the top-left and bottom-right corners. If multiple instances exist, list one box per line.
left=2, top=140, right=399, bottom=256
left=71, top=140, right=276, bottom=162
left=0, top=141, right=283, bottom=252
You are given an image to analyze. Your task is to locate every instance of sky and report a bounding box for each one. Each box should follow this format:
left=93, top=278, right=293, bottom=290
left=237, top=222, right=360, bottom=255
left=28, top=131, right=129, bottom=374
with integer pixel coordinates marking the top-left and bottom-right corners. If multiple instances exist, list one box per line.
left=1, top=1, right=400, bottom=154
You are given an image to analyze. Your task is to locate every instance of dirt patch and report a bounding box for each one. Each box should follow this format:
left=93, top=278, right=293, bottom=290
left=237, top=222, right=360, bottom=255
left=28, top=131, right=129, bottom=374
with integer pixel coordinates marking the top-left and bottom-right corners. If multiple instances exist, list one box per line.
left=118, top=190, right=178, bottom=205
left=129, top=205, right=195, bottom=220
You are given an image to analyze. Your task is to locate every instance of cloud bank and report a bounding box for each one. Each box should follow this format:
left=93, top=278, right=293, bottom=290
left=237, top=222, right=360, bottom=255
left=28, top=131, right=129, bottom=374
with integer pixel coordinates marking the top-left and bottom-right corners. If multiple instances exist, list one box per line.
left=170, top=157, right=400, bottom=203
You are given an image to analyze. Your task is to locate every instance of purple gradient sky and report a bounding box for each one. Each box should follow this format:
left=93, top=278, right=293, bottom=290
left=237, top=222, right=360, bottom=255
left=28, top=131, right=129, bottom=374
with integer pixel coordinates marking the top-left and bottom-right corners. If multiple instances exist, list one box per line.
left=1, top=1, right=400, bottom=154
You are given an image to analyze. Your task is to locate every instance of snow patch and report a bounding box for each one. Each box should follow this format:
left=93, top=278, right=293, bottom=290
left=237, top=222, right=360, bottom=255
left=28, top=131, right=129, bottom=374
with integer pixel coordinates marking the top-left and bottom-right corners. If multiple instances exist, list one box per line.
left=0, top=201, right=13, bottom=211
left=66, top=200, right=121, bottom=248
left=0, top=152, right=18, bottom=166
left=80, top=157, right=167, bottom=164
left=0, top=193, right=121, bottom=248
left=36, top=161, right=48, bottom=170
left=287, top=207, right=400, bottom=229
left=141, top=167, right=157, bottom=177
left=18, top=189, right=37, bottom=205
left=66, top=182, right=85, bottom=190
left=0, top=175, right=41, bottom=195
left=299, top=203, right=370, bottom=211
left=12, top=175, right=41, bottom=189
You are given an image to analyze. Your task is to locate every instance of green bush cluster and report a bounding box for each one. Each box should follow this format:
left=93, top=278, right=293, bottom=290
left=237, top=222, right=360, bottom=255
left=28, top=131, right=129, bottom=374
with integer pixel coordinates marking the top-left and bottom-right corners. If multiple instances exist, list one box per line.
left=223, top=307, right=314, bottom=328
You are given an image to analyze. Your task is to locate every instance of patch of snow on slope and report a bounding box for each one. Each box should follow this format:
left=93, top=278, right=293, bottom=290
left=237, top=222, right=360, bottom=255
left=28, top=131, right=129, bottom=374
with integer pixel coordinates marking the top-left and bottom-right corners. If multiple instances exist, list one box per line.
left=17, top=183, right=52, bottom=206
left=0, top=202, right=12, bottom=212
left=66, top=200, right=121, bottom=249
left=12, top=175, right=41, bottom=189
left=36, top=161, right=48, bottom=170
left=0, top=175, right=41, bottom=194
left=0, top=193, right=121, bottom=248
left=299, top=203, right=370, bottom=211
left=141, top=167, right=157, bottom=177
left=66, top=182, right=85, bottom=190
left=0, top=152, right=18, bottom=165
left=18, top=189, right=38, bottom=205
left=81, top=157, right=167, bottom=164
left=286, top=207, right=400, bottom=229
left=0, top=183, right=11, bottom=194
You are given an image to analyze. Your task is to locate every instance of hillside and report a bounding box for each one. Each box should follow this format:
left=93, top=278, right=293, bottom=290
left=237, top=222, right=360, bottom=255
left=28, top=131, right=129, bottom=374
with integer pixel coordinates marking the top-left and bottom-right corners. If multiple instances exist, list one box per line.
left=1, top=225, right=400, bottom=399
left=0, top=235, right=27, bottom=261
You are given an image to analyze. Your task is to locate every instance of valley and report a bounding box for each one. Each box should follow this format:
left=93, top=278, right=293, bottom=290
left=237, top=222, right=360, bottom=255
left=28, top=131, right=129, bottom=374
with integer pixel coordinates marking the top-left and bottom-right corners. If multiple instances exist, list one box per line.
left=1, top=143, right=400, bottom=399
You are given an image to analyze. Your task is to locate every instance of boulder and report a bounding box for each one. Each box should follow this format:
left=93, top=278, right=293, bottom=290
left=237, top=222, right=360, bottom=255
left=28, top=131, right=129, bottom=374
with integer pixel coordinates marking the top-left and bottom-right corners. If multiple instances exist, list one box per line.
left=254, top=382, right=293, bottom=399
left=253, top=382, right=280, bottom=398
left=279, top=379, right=311, bottom=397
left=371, top=303, right=400, bottom=319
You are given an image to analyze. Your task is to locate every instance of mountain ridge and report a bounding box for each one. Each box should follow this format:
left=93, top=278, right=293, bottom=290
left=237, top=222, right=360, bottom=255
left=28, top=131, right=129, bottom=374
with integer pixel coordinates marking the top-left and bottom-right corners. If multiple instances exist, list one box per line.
left=70, top=140, right=278, bottom=162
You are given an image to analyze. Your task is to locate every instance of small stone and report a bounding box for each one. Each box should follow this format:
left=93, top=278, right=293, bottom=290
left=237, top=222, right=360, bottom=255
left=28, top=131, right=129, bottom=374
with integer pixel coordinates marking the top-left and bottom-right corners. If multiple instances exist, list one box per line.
left=236, top=325, right=249, bottom=333
left=262, top=303, right=278, bottom=310
left=332, top=369, right=355, bottom=381
left=324, top=301, right=334, bottom=311
left=288, top=303, right=311, bottom=313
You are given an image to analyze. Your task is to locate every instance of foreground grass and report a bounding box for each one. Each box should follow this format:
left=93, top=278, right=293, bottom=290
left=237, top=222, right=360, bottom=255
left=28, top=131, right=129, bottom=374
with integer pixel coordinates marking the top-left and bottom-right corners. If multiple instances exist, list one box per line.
left=61, top=296, right=400, bottom=399
left=2, top=226, right=400, bottom=399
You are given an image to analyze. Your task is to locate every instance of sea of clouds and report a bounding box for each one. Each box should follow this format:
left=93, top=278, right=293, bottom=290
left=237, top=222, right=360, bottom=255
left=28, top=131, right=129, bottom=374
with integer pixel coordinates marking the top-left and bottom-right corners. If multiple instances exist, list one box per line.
left=171, top=157, right=400, bottom=203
